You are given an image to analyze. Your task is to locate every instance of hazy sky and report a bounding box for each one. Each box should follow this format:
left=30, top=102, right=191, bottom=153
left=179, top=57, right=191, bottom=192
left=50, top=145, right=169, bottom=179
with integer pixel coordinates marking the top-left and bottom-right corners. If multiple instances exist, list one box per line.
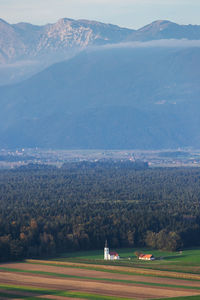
left=1, top=0, right=200, bottom=29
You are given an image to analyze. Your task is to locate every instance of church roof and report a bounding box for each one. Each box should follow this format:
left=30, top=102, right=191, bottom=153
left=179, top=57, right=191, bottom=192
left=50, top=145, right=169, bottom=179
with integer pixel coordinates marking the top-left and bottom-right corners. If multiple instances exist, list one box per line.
left=110, top=251, right=119, bottom=256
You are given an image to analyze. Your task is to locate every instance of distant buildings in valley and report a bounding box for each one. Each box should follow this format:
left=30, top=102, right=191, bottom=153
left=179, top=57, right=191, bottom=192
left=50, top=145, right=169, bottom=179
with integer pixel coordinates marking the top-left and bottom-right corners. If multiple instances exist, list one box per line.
left=1, top=148, right=200, bottom=169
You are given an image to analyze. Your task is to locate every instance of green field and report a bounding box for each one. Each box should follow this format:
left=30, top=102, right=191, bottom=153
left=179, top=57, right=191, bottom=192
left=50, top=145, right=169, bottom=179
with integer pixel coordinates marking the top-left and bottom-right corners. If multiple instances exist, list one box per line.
left=2, top=249, right=200, bottom=300
left=0, top=284, right=132, bottom=300
left=50, top=247, right=200, bottom=274
left=2, top=247, right=200, bottom=300
left=2, top=266, right=200, bottom=290
left=161, top=297, right=200, bottom=300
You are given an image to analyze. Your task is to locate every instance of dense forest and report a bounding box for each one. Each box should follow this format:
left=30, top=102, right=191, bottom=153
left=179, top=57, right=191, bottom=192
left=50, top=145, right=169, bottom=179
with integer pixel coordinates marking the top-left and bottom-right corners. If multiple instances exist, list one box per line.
left=0, top=161, right=200, bottom=261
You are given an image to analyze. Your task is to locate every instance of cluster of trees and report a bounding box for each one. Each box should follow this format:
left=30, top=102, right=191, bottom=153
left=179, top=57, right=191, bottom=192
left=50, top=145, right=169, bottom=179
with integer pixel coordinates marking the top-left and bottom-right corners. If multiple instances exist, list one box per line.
left=0, top=161, right=200, bottom=261
left=145, top=230, right=182, bottom=251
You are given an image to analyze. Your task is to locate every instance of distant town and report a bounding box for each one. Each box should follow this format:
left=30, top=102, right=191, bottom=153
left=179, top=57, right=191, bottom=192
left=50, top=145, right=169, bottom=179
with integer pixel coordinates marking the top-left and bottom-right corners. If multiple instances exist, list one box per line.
left=1, top=148, right=200, bottom=169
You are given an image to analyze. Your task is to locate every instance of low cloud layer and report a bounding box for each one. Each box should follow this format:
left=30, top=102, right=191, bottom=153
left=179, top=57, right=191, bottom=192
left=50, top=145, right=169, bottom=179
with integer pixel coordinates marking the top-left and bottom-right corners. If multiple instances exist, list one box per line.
left=97, top=39, right=200, bottom=50
left=0, top=60, right=38, bottom=69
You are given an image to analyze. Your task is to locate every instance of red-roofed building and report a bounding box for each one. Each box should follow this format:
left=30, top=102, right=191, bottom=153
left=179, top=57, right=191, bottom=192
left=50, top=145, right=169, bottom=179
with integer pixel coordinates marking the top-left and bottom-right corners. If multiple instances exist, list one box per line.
left=139, top=254, right=155, bottom=261
left=109, top=251, right=120, bottom=260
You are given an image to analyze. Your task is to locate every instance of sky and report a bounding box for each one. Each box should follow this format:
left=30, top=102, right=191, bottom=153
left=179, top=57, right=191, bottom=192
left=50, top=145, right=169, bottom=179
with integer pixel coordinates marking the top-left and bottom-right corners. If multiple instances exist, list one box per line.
left=1, top=0, right=200, bottom=29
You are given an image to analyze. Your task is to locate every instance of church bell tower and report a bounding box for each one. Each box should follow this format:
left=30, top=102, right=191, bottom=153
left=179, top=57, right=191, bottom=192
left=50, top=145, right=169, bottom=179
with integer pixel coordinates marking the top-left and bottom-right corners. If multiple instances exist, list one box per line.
left=104, top=240, right=109, bottom=260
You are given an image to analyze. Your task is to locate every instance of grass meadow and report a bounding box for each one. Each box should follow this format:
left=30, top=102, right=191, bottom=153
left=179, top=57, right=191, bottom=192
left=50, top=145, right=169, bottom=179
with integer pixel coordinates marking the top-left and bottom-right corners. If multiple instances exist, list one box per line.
left=51, top=247, right=200, bottom=273
left=1, top=248, right=200, bottom=300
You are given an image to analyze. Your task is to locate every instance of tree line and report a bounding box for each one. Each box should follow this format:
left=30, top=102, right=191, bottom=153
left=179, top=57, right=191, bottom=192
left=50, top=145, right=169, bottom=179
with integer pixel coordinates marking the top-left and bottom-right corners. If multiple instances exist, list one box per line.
left=0, top=161, right=200, bottom=261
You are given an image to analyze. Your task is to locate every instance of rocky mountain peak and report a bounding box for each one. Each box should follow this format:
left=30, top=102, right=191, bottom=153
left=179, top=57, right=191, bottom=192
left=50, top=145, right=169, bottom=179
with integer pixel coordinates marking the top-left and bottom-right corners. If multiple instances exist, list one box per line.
left=1, top=17, right=200, bottom=84
left=138, top=20, right=176, bottom=34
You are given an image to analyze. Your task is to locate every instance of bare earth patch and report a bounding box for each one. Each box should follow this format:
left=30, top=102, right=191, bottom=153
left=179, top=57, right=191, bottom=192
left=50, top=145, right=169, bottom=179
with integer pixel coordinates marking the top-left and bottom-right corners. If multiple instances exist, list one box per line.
left=0, top=270, right=200, bottom=300
left=2, top=262, right=200, bottom=288
left=26, top=259, right=200, bottom=280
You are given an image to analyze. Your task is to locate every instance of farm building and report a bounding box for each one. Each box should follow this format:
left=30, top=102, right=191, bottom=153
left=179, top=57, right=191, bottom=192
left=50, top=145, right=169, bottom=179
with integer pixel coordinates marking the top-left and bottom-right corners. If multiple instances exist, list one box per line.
left=104, top=241, right=120, bottom=260
left=139, top=254, right=155, bottom=261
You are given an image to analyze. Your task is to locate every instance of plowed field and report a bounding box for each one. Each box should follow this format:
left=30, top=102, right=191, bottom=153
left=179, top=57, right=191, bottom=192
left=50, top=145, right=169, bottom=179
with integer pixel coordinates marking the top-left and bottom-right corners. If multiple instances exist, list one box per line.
left=0, top=261, right=200, bottom=299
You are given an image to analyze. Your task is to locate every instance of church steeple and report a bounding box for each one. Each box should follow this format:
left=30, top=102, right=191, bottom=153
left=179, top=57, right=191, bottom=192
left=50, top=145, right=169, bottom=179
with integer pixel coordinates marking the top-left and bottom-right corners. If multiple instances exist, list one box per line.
left=104, top=240, right=109, bottom=260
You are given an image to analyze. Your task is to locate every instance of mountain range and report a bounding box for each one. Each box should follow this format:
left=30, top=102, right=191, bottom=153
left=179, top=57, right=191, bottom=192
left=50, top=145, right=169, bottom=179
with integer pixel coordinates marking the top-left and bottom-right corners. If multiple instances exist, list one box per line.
left=0, top=18, right=200, bottom=150
left=1, top=18, right=200, bottom=64
left=1, top=18, right=200, bottom=85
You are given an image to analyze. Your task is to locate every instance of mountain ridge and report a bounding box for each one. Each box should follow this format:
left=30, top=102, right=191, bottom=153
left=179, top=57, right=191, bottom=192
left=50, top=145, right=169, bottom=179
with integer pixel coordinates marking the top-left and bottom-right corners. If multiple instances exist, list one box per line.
left=1, top=17, right=200, bottom=85
left=1, top=17, right=200, bottom=64
left=1, top=18, right=200, bottom=150
left=0, top=46, right=200, bottom=149
left=0, top=17, right=134, bottom=64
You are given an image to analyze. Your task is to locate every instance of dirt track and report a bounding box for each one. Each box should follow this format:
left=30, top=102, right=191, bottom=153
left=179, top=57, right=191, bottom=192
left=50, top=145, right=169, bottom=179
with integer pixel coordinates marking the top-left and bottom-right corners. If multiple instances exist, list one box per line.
left=0, top=267, right=200, bottom=300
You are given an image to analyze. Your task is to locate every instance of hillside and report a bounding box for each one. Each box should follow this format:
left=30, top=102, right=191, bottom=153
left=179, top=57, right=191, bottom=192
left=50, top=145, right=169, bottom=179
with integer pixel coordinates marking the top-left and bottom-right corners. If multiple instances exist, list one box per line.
left=0, top=45, right=200, bottom=149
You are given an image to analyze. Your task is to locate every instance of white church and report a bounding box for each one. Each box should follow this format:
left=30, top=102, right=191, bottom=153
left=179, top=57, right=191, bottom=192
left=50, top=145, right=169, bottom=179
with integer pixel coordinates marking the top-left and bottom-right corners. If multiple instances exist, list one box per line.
left=104, top=240, right=120, bottom=260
